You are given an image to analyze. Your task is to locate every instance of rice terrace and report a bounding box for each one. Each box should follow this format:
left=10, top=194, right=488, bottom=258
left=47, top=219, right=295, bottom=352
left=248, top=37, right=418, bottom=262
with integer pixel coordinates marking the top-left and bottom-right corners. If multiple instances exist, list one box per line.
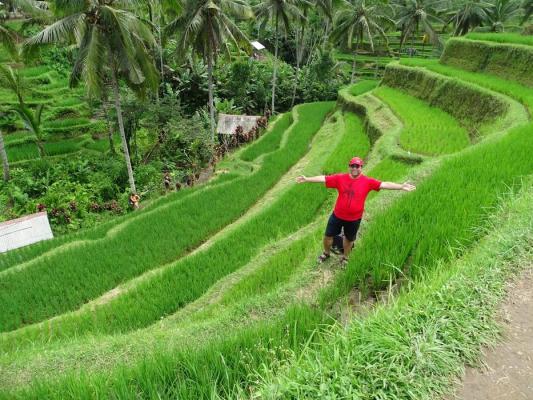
left=0, top=0, right=532, bottom=399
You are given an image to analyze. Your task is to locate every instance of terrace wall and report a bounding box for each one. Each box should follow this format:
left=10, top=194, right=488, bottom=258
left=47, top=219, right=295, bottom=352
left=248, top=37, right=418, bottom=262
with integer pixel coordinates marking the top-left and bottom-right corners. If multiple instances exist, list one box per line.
left=381, top=63, right=508, bottom=126
left=441, top=38, right=533, bottom=87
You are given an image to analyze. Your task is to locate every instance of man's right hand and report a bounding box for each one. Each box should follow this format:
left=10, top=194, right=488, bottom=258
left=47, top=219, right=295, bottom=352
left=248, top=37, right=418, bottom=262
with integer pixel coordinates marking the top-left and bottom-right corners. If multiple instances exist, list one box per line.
left=296, top=176, right=307, bottom=183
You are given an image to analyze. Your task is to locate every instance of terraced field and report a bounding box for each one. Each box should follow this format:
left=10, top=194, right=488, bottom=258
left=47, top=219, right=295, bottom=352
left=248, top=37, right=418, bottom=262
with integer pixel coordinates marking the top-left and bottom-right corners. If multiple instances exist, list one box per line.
left=0, top=65, right=109, bottom=167
left=0, top=34, right=532, bottom=399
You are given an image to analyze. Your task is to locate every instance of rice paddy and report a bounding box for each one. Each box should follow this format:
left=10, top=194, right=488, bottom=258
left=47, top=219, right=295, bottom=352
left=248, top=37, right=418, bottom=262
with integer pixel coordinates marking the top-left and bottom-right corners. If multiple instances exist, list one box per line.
left=1, top=33, right=532, bottom=399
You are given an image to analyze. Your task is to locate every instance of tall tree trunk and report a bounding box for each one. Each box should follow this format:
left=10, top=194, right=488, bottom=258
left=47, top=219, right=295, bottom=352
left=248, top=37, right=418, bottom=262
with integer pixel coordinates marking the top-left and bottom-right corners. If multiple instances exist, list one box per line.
left=290, top=28, right=301, bottom=108
left=271, top=13, right=279, bottom=114
left=36, top=137, right=45, bottom=158
left=101, top=97, right=116, bottom=154
left=0, top=131, right=9, bottom=182
left=291, top=12, right=307, bottom=108
left=321, top=18, right=330, bottom=50
left=111, top=66, right=137, bottom=194
left=207, top=32, right=216, bottom=142
left=351, top=44, right=358, bottom=84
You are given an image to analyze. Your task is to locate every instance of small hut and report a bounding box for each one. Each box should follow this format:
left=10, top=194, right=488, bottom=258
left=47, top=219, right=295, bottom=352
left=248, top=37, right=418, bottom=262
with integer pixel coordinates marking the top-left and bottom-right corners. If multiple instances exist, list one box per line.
left=217, top=114, right=262, bottom=136
left=251, top=41, right=266, bottom=60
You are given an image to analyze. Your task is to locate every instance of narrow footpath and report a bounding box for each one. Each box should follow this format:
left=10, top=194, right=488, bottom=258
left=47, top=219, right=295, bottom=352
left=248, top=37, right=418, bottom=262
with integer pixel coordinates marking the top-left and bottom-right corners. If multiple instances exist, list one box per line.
left=454, top=267, right=533, bottom=400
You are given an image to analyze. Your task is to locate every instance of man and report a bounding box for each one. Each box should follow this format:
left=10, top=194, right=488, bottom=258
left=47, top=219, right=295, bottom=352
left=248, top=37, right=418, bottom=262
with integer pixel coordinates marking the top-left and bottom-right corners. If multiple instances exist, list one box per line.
left=296, top=156, right=416, bottom=266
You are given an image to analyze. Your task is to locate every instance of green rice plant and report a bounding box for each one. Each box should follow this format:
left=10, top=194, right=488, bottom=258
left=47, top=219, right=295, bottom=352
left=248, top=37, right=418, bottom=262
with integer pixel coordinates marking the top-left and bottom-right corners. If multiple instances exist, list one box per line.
left=83, top=135, right=119, bottom=152
left=0, top=305, right=328, bottom=400
left=42, top=117, right=92, bottom=131
left=320, top=122, right=533, bottom=305
left=374, top=86, right=470, bottom=155
left=347, top=80, right=379, bottom=97
left=399, top=58, right=533, bottom=112
left=382, top=63, right=509, bottom=126
left=5, top=143, right=39, bottom=162
left=0, top=106, right=358, bottom=350
left=465, top=32, right=533, bottom=46
left=18, top=66, right=50, bottom=78
left=0, top=173, right=238, bottom=273
left=440, top=38, right=533, bottom=87
left=0, top=116, right=419, bottom=396
left=0, top=102, right=333, bottom=333
left=239, top=112, right=292, bottom=162
left=51, top=97, right=86, bottom=108
left=251, top=181, right=533, bottom=399
left=3, top=132, right=36, bottom=147
left=44, top=136, right=91, bottom=156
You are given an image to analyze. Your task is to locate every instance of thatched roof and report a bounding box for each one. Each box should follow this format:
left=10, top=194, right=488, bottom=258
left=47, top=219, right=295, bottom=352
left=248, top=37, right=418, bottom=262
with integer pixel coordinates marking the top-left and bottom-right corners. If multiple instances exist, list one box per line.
left=217, top=114, right=262, bottom=135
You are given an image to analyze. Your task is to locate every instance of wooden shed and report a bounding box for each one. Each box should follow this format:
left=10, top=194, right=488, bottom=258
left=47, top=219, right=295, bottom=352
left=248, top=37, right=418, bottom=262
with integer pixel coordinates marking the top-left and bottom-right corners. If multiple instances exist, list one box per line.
left=217, top=114, right=262, bottom=135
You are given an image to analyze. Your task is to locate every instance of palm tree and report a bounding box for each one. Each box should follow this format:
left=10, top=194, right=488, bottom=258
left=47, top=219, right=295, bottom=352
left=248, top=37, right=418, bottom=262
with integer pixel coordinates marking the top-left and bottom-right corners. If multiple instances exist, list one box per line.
left=447, top=0, right=492, bottom=35
left=486, top=0, right=522, bottom=31
left=0, top=7, right=18, bottom=182
left=331, top=0, right=393, bottom=83
left=0, top=64, right=47, bottom=158
left=522, top=0, right=533, bottom=24
left=394, top=0, right=445, bottom=52
left=25, top=0, right=159, bottom=195
left=255, top=0, right=304, bottom=114
left=166, top=0, right=252, bottom=141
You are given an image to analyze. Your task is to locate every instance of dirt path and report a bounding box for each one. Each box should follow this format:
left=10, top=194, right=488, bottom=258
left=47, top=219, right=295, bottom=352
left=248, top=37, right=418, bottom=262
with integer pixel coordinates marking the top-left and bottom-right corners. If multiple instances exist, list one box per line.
left=453, top=267, right=533, bottom=400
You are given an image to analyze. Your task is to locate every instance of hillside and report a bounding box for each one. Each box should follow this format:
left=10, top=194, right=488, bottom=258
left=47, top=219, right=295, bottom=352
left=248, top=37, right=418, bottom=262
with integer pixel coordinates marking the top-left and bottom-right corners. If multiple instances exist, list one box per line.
left=0, top=33, right=532, bottom=399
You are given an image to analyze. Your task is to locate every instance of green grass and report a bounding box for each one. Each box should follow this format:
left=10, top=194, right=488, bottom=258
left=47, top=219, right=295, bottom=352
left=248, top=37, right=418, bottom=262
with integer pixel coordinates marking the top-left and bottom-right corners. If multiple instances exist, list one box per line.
left=239, top=112, right=292, bottom=162
left=465, top=32, right=533, bottom=46
left=382, top=63, right=511, bottom=128
left=374, top=86, right=470, bottom=155
left=320, top=122, right=533, bottom=305
left=0, top=100, right=385, bottom=395
left=252, top=179, right=533, bottom=399
left=440, top=38, right=533, bottom=87
left=0, top=102, right=333, bottom=333
left=399, top=58, right=533, bottom=113
left=347, top=80, right=379, bottom=97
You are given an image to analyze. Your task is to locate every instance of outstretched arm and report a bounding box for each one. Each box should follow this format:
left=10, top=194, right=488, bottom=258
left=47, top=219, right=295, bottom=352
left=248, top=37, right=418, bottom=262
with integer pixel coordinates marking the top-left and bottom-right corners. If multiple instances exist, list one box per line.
left=380, top=181, right=416, bottom=191
left=296, top=175, right=326, bottom=183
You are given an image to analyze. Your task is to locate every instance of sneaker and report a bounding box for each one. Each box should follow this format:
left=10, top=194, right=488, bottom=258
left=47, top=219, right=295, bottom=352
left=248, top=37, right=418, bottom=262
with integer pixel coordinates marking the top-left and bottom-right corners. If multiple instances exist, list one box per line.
left=317, top=252, right=331, bottom=263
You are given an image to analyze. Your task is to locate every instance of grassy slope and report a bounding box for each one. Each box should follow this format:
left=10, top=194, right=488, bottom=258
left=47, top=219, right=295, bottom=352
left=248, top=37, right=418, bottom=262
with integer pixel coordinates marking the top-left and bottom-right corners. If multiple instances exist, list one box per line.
left=399, top=58, right=533, bottom=113
left=254, top=177, right=533, bottom=399
left=4, top=52, right=532, bottom=394
left=465, top=32, right=533, bottom=46
left=374, top=85, right=470, bottom=155
left=0, top=84, right=402, bottom=391
left=0, top=113, right=289, bottom=273
left=0, top=103, right=332, bottom=332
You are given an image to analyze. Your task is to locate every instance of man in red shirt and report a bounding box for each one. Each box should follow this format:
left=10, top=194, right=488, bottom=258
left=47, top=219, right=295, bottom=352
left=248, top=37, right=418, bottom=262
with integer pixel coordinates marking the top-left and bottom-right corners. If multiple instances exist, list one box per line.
left=296, top=156, right=416, bottom=266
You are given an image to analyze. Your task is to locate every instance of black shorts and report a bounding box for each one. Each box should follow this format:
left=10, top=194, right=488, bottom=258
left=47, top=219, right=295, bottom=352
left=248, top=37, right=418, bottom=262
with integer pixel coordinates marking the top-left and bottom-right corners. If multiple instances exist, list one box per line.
left=325, top=213, right=361, bottom=242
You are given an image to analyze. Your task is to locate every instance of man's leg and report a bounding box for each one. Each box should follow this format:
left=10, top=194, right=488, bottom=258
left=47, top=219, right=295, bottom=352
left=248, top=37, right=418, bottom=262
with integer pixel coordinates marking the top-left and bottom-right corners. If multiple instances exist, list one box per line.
left=341, top=219, right=361, bottom=261
left=323, top=236, right=334, bottom=255
left=342, top=236, right=355, bottom=258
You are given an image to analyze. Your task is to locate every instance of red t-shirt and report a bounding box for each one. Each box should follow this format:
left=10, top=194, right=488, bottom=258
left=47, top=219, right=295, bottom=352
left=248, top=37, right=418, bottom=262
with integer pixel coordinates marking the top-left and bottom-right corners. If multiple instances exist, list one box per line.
left=325, top=173, right=381, bottom=221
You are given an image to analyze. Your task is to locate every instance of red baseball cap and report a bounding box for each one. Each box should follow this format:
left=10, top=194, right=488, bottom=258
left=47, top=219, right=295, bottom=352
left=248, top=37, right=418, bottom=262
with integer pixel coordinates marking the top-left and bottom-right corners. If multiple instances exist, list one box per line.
left=349, top=157, right=364, bottom=166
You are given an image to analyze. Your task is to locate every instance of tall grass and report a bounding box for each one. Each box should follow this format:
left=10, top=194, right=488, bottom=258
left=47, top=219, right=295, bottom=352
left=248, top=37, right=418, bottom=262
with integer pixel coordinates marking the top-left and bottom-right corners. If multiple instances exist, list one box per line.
left=320, top=122, right=533, bottom=305
left=239, top=112, right=292, bottom=162
left=440, top=38, right=533, bottom=87
left=399, top=58, right=533, bottom=112
left=465, top=32, right=533, bottom=46
left=374, top=86, right=470, bottom=155
left=0, top=107, right=367, bottom=352
left=0, top=99, right=402, bottom=397
left=0, top=305, right=328, bottom=400
left=0, top=102, right=333, bottom=333
left=347, top=80, right=379, bottom=97
left=252, top=180, right=533, bottom=399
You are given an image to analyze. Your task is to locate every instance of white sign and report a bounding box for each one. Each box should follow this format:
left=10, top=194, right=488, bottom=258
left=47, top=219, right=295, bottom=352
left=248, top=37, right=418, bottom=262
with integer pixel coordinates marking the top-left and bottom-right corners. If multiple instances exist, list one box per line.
left=0, top=212, right=54, bottom=253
